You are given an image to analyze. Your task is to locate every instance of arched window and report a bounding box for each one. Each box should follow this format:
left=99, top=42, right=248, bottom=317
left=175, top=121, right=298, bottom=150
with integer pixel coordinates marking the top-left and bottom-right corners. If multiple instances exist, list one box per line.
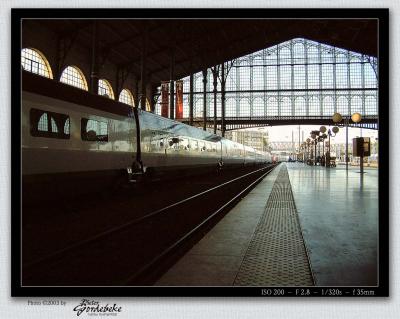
left=239, top=98, right=250, bottom=117
left=118, top=89, right=135, bottom=107
left=252, top=98, right=264, bottom=117
left=323, top=96, right=335, bottom=115
left=145, top=98, right=151, bottom=112
left=337, top=96, right=349, bottom=115
left=21, top=48, right=53, bottom=79
left=351, top=96, right=363, bottom=114
left=60, top=66, right=88, bottom=91
left=294, top=97, right=306, bottom=116
left=137, top=98, right=152, bottom=112
left=309, top=96, right=320, bottom=116
left=266, top=97, right=278, bottom=116
left=98, top=79, right=115, bottom=99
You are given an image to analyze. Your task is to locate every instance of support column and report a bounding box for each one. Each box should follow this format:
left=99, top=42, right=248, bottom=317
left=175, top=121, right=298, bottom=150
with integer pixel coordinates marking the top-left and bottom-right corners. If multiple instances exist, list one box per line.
left=140, top=27, right=148, bottom=110
left=346, top=117, right=349, bottom=170
left=318, top=43, right=323, bottom=116
left=90, top=21, right=99, bottom=94
left=221, top=63, right=226, bottom=137
left=304, top=39, right=309, bottom=116
left=212, top=67, right=218, bottom=134
left=133, top=78, right=139, bottom=108
left=189, top=73, right=194, bottom=126
left=202, top=69, right=207, bottom=131
left=290, top=40, right=295, bottom=116
left=169, top=47, right=175, bottom=120
left=333, top=47, right=337, bottom=113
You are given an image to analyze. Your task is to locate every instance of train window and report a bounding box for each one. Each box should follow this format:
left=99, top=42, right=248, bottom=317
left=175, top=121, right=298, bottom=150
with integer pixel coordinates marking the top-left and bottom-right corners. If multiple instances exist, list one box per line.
left=37, top=113, right=48, bottom=131
left=30, top=108, right=70, bottom=139
left=180, top=138, right=189, bottom=150
left=81, top=118, right=108, bottom=142
left=64, top=118, right=70, bottom=135
left=51, top=117, right=58, bottom=133
left=190, top=140, right=198, bottom=151
left=199, top=142, right=205, bottom=152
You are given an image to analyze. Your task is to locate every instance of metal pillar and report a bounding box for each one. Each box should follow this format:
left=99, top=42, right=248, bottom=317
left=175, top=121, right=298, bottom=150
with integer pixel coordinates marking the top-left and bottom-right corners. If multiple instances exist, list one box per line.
left=189, top=73, right=194, bottom=126
left=327, top=133, right=331, bottom=167
left=133, top=79, right=139, bottom=108
left=90, top=21, right=99, bottom=94
left=345, top=116, right=349, bottom=170
left=202, top=69, right=207, bottom=131
left=360, top=154, right=364, bottom=174
left=314, top=141, right=317, bottom=166
left=298, top=125, right=301, bottom=153
left=140, top=27, right=147, bottom=110
left=292, top=130, right=294, bottom=159
left=212, top=67, right=218, bottom=134
left=221, top=63, right=226, bottom=137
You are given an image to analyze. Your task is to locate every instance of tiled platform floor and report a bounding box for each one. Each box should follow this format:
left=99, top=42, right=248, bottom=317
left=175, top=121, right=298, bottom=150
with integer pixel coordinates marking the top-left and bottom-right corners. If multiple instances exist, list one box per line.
left=287, top=163, right=378, bottom=286
left=156, top=163, right=378, bottom=286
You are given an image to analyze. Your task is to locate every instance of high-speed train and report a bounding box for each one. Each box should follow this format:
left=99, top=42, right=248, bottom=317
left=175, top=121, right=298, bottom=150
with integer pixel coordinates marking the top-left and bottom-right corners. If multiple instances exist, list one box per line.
left=21, top=72, right=272, bottom=202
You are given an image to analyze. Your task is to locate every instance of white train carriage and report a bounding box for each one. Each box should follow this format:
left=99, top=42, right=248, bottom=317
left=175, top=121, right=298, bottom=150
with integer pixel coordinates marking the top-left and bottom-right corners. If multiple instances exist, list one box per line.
left=21, top=71, right=272, bottom=202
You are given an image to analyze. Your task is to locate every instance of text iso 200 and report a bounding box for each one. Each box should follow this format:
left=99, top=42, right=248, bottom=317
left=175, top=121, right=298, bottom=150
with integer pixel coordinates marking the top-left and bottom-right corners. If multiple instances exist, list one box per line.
left=261, top=289, right=285, bottom=296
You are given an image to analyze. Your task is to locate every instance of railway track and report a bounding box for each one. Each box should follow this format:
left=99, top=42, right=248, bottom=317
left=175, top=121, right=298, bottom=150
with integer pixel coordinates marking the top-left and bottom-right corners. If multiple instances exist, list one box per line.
left=22, top=164, right=277, bottom=286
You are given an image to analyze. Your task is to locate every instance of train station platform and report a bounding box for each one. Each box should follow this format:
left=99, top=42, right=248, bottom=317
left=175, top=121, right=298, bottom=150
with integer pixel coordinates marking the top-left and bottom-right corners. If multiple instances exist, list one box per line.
left=156, top=163, right=378, bottom=286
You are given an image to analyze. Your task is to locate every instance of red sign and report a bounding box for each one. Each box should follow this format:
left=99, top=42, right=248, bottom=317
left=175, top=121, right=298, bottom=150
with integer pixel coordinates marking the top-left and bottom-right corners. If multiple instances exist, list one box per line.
left=161, top=81, right=169, bottom=117
left=175, top=80, right=183, bottom=119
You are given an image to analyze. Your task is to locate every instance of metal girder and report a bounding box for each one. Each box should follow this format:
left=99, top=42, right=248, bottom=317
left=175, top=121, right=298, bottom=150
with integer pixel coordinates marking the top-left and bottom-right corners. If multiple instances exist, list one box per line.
left=177, top=116, right=378, bottom=130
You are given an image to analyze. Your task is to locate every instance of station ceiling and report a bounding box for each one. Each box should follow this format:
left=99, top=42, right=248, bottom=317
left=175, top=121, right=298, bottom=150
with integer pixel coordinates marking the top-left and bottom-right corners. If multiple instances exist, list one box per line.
left=28, top=19, right=378, bottom=89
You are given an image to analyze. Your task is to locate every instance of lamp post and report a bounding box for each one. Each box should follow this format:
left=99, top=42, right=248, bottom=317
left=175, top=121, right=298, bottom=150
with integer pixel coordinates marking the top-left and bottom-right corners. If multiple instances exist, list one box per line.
left=310, top=130, right=320, bottom=166
left=324, top=126, right=339, bottom=167
left=319, top=126, right=328, bottom=166
left=332, top=112, right=362, bottom=170
left=306, top=138, right=311, bottom=164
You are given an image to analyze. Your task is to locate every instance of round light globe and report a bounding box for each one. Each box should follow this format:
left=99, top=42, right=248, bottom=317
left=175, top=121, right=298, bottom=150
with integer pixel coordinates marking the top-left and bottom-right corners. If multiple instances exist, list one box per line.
left=332, top=126, right=339, bottom=134
left=351, top=112, right=362, bottom=123
left=320, top=126, right=327, bottom=133
left=332, top=113, right=343, bottom=123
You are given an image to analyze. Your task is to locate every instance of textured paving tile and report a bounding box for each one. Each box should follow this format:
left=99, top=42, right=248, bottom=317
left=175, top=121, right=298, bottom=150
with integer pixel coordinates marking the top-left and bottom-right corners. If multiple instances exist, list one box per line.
left=234, top=164, right=314, bottom=286
left=156, top=164, right=282, bottom=286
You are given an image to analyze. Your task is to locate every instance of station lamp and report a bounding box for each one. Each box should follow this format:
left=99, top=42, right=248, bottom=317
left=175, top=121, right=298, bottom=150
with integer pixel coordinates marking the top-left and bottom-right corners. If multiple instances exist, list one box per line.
left=351, top=112, right=362, bottom=123
left=332, top=112, right=342, bottom=123
left=332, top=112, right=362, bottom=170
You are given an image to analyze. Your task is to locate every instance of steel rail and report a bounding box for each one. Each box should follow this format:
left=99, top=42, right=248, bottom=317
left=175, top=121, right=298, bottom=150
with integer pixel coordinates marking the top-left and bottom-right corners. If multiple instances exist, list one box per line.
left=122, top=165, right=276, bottom=285
left=24, top=164, right=276, bottom=270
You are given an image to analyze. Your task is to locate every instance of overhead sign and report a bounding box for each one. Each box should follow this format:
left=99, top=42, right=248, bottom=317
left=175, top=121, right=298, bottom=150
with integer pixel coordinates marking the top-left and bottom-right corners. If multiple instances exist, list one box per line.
left=353, top=137, right=371, bottom=157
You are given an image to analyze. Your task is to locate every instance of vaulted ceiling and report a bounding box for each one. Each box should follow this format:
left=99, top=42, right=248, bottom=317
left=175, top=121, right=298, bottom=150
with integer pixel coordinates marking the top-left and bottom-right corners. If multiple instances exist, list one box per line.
left=24, top=18, right=378, bottom=90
